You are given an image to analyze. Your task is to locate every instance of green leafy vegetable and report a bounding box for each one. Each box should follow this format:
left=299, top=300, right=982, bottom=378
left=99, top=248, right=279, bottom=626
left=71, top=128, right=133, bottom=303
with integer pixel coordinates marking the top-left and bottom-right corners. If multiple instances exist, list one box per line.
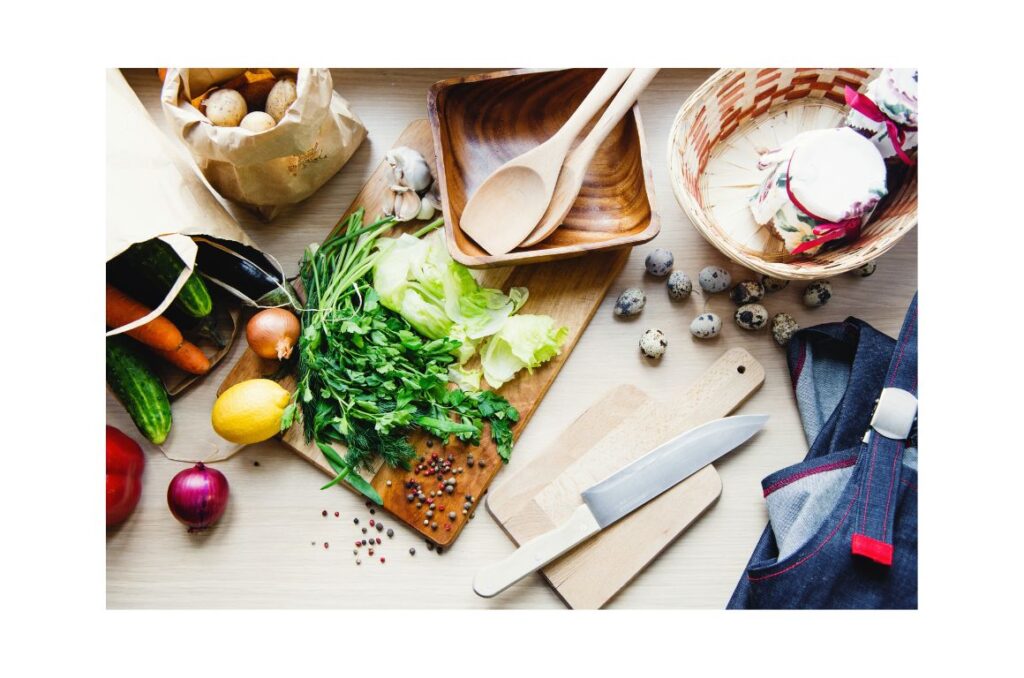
left=480, top=315, right=569, bottom=389
left=372, top=232, right=527, bottom=361
left=289, top=209, right=521, bottom=502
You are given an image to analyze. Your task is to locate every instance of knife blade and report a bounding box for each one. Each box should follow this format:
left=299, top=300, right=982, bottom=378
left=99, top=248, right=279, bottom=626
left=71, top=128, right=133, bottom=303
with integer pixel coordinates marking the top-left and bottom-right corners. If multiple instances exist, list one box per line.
left=473, top=414, right=768, bottom=598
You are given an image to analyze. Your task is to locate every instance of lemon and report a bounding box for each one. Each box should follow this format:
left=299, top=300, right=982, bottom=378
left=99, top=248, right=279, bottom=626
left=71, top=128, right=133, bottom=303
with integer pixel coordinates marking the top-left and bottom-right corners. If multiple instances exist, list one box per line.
left=212, top=379, right=291, bottom=444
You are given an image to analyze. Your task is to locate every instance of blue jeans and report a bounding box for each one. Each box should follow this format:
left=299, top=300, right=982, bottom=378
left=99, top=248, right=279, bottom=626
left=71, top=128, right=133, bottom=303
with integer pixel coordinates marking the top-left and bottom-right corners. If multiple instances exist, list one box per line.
left=728, top=295, right=918, bottom=609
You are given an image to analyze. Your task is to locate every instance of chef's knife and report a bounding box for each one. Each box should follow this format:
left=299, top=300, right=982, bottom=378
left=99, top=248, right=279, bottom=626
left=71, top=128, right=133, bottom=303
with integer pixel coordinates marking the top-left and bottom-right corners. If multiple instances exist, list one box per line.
left=473, top=414, right=768, bottom=597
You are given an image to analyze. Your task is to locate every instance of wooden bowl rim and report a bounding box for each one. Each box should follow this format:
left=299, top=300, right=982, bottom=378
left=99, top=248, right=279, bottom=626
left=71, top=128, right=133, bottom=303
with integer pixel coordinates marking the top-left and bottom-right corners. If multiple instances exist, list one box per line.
left=666, top=67, right=917, bottom=280
left=428, top=68, right=660, bottom=269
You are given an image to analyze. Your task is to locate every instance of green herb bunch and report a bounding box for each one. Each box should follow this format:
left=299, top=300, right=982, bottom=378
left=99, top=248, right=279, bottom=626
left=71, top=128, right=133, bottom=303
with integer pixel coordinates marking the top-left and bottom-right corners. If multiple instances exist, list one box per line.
left=283, top=209, right=519, bottom=503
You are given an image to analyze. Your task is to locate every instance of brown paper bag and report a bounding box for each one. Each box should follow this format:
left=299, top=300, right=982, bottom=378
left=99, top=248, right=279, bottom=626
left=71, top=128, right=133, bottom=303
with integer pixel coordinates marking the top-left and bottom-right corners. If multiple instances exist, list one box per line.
left=161, top=68, right=366, bottom=220
left=107, top=68, right=285, bottom=463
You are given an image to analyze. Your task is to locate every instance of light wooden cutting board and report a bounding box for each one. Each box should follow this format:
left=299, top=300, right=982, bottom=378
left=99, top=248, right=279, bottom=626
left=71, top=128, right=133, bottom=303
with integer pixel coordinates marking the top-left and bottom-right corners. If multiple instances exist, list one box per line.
left=487, top=348, right=765, bottom=608
left=218, top=119, right=631, bottom=547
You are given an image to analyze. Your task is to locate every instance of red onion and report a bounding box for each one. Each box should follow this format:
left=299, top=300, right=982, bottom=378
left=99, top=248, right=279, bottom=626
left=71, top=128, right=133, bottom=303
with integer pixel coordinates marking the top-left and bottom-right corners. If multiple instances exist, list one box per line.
left=167, top=463, right=229, bottom=530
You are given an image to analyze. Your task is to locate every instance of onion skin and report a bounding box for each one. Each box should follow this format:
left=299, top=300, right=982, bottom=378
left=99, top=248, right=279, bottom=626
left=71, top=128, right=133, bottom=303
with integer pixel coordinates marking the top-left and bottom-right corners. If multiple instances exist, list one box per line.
left=246, top=308, right=300, bottom=360
left=167, top=463, right=229, bottom=530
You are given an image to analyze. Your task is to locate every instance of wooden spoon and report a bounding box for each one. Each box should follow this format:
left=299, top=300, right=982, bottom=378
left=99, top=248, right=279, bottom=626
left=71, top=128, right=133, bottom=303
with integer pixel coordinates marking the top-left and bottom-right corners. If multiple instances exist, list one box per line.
left=459, top=68, right=634, bottom=256
left=520, top=68, right=660, bottom=249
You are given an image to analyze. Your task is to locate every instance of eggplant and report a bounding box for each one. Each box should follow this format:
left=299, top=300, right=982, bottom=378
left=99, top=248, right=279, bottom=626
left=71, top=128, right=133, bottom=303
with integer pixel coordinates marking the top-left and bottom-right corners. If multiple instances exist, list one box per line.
left=194, top=237, right=300, bottom=309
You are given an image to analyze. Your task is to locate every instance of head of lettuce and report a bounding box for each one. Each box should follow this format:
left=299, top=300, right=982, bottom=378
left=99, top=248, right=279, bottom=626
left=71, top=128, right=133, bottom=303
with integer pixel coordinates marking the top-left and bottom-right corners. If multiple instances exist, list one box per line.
left=372, top=231, right=568, bottom=389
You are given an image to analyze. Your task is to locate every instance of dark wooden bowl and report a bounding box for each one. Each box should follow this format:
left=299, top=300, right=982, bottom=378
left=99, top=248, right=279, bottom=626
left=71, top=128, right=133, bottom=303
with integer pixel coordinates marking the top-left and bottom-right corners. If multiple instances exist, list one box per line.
left=428, top=68, right=659, bottom=268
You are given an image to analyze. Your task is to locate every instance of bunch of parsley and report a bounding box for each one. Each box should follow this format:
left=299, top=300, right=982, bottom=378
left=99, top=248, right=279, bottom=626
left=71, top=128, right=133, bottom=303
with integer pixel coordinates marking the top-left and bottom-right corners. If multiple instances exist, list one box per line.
left=282, top=209, right=519, bottom=503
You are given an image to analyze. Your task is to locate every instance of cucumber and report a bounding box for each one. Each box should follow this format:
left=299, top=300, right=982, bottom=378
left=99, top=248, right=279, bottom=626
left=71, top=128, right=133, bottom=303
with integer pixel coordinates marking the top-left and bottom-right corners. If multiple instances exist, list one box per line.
left=106, top=335, right=172, bottom=444
left=122, top=239, right=213, bottom=318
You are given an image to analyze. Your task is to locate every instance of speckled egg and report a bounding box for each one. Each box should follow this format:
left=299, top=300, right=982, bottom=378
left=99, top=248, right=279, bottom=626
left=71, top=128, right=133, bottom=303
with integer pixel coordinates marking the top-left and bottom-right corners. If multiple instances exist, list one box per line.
left=761, top=275, right=790, bottom=293
left=730, top=280, right=765, bottom=305
left=639, top=329, right=667, bottom=359
left=698, top=266, right=731, bottom=293
left=855, top=261, right=877, bottom=277
left=645, top=248, right=674, bottom=277
left=614, top=288, right=647, bottom=317
left=771, top=313, right=799, bottom=346
left=666, top=271, right=692, bottom=301
left=803, top=281, right=833, bottom=307
left=689, top=313, right=722, bottom=339
left=734, top=304, right=769, bottom=330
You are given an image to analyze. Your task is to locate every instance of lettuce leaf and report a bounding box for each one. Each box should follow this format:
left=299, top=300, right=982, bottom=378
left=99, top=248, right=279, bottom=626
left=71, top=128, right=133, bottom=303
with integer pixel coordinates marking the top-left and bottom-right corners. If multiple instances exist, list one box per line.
left=480, top=315, right=569, bottom=389
left=372, top=232, right=527, bottom=359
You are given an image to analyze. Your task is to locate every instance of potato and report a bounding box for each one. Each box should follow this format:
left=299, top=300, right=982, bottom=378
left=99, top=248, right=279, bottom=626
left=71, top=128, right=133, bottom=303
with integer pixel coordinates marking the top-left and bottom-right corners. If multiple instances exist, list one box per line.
left=240, top=111, right=276, bottom=133
left=265, top=78, right=297, bottom=122
left=203, top=89, right=247, bottom=127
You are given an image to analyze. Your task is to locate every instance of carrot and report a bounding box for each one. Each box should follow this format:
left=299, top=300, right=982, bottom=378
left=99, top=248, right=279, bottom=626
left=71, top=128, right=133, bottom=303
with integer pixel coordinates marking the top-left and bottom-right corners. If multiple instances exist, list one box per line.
left=106, top=284, right=184, bottom=352
left=153, top=340, right=211, bottom=375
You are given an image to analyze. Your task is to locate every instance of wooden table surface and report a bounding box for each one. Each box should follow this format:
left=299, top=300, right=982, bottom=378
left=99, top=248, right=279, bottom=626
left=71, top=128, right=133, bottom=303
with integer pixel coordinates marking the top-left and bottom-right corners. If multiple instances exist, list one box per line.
left=107, top=68, right=917, bottom=609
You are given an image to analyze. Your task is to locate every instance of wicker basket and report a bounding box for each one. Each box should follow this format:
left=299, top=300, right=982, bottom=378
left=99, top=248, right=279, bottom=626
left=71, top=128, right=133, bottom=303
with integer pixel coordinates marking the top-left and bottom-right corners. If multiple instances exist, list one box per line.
left=668, top=68, right=917, bottom=280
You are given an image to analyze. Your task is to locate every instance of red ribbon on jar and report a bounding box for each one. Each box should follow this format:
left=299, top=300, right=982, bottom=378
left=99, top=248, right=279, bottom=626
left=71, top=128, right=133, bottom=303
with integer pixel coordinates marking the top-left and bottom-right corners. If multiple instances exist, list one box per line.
left=785, top=156, right=862, bottom=256
left=845, top=85, right=916, bottom=166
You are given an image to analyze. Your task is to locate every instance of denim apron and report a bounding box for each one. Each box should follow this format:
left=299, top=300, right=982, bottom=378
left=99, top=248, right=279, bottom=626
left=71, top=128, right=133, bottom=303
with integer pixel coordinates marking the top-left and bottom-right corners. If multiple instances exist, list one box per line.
left=728, top=295, right=918, bottom=609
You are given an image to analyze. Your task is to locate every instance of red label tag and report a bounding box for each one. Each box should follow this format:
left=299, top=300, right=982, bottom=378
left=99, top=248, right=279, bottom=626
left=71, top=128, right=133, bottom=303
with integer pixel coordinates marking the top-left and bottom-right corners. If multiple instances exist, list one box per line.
left=852, top=534, right=894, bottom=566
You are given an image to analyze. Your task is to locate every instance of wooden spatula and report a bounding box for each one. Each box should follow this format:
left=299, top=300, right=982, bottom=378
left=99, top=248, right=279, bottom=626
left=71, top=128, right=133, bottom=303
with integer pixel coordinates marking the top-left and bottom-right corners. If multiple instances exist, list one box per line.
left=520, top=68, right=660, bottom=249
left=459, top=68, right=633, bottom=256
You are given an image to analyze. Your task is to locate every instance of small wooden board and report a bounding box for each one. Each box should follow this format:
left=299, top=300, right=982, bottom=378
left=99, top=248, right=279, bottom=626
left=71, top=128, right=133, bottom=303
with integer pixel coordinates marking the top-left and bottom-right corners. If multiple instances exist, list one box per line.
left=487, top=348, right=765, bottom=608
left=219, top=119, right=629, bottom=547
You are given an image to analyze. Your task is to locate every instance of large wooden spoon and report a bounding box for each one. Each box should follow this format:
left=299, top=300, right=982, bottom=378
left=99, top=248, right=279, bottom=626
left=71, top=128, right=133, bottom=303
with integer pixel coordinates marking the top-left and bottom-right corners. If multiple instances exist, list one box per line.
left=459, top=68, right=633, bottom=256
left=520, top=68, right=660, bottom=249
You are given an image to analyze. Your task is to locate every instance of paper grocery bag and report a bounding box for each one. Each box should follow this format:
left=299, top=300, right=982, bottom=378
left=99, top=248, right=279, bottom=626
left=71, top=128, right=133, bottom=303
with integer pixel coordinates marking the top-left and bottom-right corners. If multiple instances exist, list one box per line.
left=161, top=68, right=366, bottom=220
left=107, top=68, right=278, bottom=463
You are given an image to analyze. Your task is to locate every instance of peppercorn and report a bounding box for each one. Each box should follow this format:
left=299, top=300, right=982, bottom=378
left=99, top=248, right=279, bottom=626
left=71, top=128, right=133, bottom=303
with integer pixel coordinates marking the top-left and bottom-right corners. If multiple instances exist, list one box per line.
left=380, top=557, right=386, bottom=564
left=322, top=510, right=327, bottom=517
left=361, top=527, right=367, bottom=534
left=431, top=522, right=438, bottom=530
left=376, top=523, right=384, bottom=532
left=386, top=480, right=392, bottom=487
left=387, top=528, right=395, bottom=538
left=375, top=537, right=381, bottom=545
left=353, top=518, right=359, bottom=525
left=409, top=547, right=416, bottom=556
left=370, top=509, right=376, bottom=515
left=356, top=559, right=361, bottom=565
left=323, top=542, right=329, bottom=549
left=448, top=512, right=457, bottom=520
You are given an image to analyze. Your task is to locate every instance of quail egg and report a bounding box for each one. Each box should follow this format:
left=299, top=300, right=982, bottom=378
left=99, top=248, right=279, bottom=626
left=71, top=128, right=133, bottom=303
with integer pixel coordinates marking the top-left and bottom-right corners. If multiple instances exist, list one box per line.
left=803, top=281, right=833, bottom=307
left=639, top=329, right=667, bottom=359
left=689, top=313, right=722, bottom=339
left=771, top=313, right=800, bottom=346
left=645, top=248, right=674, bottom=277
left=614, top=288, right=647, bottom=317
left=730, top=280, right=765, bottom=305
left=666, top=271, right=692, bottom=301
left=854, top=262, right=877, bottom=277
left=698, top=266, right=731, bottom=293
left=735, top=303, right=769, bottom=330
left=761, top=275, right=790, bottom=293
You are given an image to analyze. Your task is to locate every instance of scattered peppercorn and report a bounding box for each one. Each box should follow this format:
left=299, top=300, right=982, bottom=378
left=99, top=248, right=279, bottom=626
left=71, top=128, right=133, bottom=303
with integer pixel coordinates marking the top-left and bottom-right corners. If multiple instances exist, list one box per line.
left=387, top=529, right=395, bottom=538
left=323, top=542, right=329, bottom=549
left=322, top=510, right=328, bottom=517
left=448, top=512, right=457, bottom=520
left=253, top=461, right=260, bottom=467
left=380, top=557, right=386, bottom=564
left=376, top=523, right=384, bottom=532
left=334, top=511, right=339, bottom=517
left=361, top=527, right=367, bottom=534
left=353, top=518, right=359, bottom=525
left=409, top=547, right=416, bottom=556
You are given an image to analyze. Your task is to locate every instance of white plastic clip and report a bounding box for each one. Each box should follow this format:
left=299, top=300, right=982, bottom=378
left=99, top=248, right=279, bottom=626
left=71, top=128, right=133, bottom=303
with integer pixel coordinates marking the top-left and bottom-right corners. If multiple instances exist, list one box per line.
left=870, top=388, right=918, bottom=440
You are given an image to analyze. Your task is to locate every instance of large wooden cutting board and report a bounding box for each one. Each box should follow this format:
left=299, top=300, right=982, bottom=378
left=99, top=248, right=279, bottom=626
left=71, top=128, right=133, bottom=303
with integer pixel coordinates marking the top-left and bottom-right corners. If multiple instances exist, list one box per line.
left=487, top=348, right=765, bottom=608
left=219, top=119, right=629, bottom=547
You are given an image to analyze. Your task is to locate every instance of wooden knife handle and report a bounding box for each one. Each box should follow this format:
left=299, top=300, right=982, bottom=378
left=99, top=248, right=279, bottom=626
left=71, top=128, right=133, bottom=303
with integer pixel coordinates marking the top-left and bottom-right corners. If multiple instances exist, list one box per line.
left=473, top=504, right=602, bottom=598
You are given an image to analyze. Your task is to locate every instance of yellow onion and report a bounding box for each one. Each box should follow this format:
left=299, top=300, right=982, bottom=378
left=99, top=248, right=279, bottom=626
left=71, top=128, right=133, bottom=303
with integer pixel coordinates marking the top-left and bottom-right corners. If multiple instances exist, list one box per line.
left=246, top=308, right=300, bottom=360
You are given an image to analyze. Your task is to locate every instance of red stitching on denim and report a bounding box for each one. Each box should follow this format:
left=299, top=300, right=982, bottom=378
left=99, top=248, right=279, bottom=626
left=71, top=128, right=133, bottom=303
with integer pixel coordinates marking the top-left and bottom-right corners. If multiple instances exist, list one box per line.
left=887, top=308, right=916, bottom=388
left=881, top=440, right=905, bottom=541
left=900, top=478, right=917, bottom=492
left=747, top=485, right=861, bottom=582
left=861, top=433, right=881, bottom=535
left=762, top=457, right=857, bottom=497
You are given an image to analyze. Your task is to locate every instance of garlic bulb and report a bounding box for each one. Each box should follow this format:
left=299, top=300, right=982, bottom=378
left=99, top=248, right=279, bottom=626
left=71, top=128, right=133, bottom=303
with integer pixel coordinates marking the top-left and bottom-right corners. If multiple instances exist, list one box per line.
left=386, top=147, right=432, bottom=192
